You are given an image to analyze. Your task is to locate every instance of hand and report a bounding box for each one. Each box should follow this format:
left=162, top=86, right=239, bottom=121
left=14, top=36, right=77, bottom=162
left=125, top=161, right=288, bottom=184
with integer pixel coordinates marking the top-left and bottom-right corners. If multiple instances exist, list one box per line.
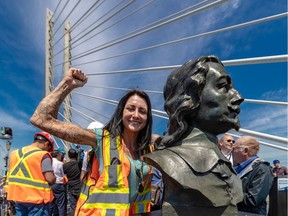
left=65, top=68, right=88, bottom=88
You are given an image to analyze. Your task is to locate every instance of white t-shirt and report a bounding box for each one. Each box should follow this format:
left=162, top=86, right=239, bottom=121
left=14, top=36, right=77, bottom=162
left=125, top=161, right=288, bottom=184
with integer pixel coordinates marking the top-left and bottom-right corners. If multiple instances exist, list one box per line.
left=225, top=151, right=233, bottom=165
left=81, top=151, right=88, bottom=172
left=52, top=158, right=65, bottom=184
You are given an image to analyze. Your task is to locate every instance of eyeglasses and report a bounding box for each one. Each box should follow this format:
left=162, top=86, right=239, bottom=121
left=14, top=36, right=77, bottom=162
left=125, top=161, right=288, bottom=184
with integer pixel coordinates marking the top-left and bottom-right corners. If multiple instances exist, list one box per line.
left=233, top=146, right=245, bottom=152
left=36, top=136, right=52, bottom=149
left=226, top=139, right=235, bottom=143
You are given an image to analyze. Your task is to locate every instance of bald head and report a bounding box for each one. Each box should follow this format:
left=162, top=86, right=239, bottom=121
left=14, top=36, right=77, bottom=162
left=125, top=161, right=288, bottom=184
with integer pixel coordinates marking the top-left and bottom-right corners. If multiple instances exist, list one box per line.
left=232, top=136, right=260, bottom=165
left=234, top=136, right=259, bottom=156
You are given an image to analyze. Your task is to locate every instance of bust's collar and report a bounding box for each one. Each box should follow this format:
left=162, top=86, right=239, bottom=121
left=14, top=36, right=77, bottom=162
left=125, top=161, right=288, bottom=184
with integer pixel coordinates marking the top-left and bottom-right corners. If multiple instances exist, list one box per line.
left=182, top=127, right=218, bottom=146
left=168, top=128, right=229, bottom=172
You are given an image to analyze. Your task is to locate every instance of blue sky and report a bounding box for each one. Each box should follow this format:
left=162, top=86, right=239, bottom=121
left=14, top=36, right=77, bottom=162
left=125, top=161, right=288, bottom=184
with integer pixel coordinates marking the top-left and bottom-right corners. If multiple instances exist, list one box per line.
left=0, top=0, right=287, bottom=174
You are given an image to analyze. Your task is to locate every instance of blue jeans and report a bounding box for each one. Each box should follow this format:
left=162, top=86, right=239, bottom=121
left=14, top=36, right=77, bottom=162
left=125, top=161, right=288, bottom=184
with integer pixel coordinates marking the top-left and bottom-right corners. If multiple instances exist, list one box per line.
left=67, top=189, right=79, bottom=216
left=15, top=202, right=50, bottom=216
left=50, top=184, right=67, bottom=216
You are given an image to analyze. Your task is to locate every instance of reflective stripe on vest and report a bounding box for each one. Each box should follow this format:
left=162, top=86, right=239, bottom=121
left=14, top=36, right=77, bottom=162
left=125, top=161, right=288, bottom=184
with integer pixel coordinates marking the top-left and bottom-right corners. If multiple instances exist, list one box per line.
left=130, top=144, right=153, bottom=214
left=7, top=177, right=51, bottom=190
left=130, top=165, right=153, bottom=214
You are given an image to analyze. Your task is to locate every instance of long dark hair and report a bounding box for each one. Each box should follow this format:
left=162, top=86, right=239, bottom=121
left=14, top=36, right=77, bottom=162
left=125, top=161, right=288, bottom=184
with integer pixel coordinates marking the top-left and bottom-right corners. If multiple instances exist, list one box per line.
left=103, top=89, right=153, bottom=151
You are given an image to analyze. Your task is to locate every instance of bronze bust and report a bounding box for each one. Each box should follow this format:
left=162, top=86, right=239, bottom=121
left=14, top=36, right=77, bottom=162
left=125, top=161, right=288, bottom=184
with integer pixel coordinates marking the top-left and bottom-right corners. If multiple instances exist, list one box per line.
left=144, top=56, right=244, bottom=215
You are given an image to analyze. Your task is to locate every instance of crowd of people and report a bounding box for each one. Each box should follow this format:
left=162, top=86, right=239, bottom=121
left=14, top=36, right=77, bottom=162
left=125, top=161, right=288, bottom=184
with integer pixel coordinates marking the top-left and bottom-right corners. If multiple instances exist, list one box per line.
left=2, top=57, right=287, bottom=216
left=218, top=135, right=287, bottom=215
left=3, top=131, right=286, bottom=216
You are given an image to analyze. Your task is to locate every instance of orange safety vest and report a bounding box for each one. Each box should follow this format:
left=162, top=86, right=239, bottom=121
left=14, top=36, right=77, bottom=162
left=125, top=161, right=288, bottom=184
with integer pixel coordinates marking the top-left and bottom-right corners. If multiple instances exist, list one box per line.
left=76, top=129, right=153, bottom=216
left=6, top=145, right=54, bottom=204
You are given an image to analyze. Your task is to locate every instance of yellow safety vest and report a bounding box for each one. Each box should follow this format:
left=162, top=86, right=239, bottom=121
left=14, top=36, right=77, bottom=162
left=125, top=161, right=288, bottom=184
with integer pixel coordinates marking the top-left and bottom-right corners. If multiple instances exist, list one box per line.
left=6, top=145, right=54, bottom=204
left=76, top=129, right=152, bottom=215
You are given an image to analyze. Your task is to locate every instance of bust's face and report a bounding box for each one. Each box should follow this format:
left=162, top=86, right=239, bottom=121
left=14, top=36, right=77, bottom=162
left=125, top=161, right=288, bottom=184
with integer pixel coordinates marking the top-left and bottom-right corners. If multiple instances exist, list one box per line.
left=194, top=62, right=243, bottom=135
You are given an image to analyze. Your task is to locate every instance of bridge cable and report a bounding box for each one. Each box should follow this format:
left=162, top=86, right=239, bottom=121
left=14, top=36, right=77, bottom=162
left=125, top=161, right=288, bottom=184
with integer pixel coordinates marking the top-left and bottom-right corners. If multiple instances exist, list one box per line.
left=53, top=0, right=70, bottom=27
left=54, top=0, right=103, bottom=47
left=55, top=0, right=156, bottom=57
left=69, top=0, right=227, bottom=62
left=71, top=13, right=287, bottom=67
left=53, top=0, right=82, bottom=38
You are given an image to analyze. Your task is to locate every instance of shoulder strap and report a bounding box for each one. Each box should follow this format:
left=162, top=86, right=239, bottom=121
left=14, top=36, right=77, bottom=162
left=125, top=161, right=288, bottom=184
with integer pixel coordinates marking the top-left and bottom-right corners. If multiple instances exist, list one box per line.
left=95, top=128, right=104, bottom=173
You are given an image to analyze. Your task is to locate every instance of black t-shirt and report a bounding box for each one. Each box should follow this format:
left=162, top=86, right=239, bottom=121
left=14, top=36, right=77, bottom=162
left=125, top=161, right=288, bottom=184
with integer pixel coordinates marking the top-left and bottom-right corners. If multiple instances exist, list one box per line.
left=63, top=160, right=81, bottom=191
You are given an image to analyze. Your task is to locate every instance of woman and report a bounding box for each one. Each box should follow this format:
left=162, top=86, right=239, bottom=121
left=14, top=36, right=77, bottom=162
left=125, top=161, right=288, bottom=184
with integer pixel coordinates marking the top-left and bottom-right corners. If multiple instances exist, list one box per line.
left=30, top=68, right=154, bottom=215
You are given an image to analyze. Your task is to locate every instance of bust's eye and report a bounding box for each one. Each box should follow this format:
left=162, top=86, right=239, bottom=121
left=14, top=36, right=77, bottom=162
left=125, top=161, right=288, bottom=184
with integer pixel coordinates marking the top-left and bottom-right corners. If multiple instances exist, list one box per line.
left=218, top=82, right=228, bottom=88
left=217, top=82, right=230, bottom=92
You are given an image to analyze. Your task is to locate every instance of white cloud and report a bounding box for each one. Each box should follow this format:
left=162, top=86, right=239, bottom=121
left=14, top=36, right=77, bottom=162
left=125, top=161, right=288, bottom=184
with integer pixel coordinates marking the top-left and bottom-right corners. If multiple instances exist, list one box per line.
left=240, top=88, right=287, bottom=137
left=241, top=106, right=287, bottom=137
left=246, top=107, right=286, bottom=127
left=0, top=109, right=34, bottom=133
left=261, top=88, right=287, bottom=101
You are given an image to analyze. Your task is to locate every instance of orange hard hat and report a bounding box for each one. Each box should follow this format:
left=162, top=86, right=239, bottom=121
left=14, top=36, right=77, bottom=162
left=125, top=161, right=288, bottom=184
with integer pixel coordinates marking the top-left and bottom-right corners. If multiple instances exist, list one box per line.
left=34, top=131, right=54, bottom=152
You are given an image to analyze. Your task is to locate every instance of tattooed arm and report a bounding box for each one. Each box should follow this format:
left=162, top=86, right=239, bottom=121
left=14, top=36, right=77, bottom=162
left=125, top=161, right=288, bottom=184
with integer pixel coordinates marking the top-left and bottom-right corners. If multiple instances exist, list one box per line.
left=30, top=68, right=97, bottom=148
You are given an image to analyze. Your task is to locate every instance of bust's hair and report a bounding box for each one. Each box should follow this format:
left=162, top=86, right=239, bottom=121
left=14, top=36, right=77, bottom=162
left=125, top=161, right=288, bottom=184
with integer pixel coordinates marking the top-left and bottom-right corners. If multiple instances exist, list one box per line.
left=159, top=55, right=223, bottom=148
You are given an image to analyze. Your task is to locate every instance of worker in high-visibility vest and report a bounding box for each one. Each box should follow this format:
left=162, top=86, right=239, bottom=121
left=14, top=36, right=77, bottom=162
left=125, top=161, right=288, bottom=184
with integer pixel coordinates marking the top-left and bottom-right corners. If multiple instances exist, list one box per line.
left=30, top=68, right=156, bottom=215
left=6, top=132, right=56, bottom=215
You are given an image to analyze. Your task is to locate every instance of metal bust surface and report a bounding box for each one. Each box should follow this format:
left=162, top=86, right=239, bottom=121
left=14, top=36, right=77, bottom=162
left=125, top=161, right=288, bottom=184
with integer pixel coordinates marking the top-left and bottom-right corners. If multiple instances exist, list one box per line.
left=144, top=56, right=244, bottom=216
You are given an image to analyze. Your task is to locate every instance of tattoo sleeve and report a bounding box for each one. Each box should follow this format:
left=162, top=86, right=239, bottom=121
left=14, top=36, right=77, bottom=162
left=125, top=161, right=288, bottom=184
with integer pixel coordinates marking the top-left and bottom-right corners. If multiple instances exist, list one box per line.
left=30, top=78, right=97, bottom=147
